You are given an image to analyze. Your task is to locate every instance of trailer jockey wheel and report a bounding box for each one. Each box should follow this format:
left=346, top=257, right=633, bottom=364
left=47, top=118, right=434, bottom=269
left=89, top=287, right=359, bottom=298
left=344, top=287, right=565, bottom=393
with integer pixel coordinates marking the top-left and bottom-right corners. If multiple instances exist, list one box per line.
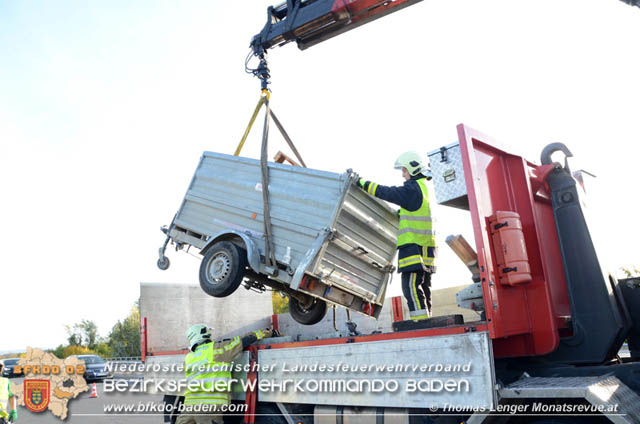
left=289, top=295, right=328, bottom=325
left=199, top=241, right=248, bottom=298
left=157, top=256, right=170, bottom=271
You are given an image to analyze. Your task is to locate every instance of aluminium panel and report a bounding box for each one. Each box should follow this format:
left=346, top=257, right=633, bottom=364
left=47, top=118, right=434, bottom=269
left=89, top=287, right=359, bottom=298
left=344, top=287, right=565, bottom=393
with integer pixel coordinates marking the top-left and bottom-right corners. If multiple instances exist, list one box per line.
left=258, top=331, right=496, bottom=409
left=311, top=182, right=398, bottom=304
left=139, top=282, right=273, bottom=352
left=172, top=152, right=347, bottom=277
left=427, top=142, right=469, bottom=210
left=500, top=376, right=640, bottom=424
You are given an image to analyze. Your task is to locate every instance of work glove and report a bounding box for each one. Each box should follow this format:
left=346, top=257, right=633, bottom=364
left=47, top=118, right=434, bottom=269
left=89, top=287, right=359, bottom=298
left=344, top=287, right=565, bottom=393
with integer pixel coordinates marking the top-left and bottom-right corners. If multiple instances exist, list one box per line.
left=9, top=409, right=17, bottom=422
left=358, top=178, right=367, bottom=189
left=264, top=326, right=283, bottom=338
left=264, top=327, right=280, bottom=338
left=254, top=327, right=274, bottom=340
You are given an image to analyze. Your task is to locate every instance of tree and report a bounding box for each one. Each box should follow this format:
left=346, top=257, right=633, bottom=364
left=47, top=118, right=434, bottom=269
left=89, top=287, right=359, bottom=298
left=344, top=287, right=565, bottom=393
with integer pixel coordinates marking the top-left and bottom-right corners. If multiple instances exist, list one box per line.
left=65, top=319, right=100, bottom=348
left=61, top=345, right=93, bottom=358
left=93, top=342, right=113, bottom=358
left=50, top=345, right=66, bottom=359
left=80, top=319, right=99, bottom=349
left=107, top=304, right=141, bottom=357
left=57, top=301, right=139, bottom=358
left=65, top=324, right=82, bottom=346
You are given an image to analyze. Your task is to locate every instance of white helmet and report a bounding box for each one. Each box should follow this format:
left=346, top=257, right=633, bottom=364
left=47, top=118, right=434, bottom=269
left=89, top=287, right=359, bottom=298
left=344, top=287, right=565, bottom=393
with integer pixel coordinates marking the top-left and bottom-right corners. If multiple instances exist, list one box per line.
left=186, top=324, right=212, bottom=351
left=394, top=151, right=429, bottom=177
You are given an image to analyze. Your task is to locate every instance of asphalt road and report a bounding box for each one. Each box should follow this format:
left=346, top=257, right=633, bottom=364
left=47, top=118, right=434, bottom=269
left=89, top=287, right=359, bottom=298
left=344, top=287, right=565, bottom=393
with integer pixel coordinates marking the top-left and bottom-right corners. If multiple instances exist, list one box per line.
left=10, top=378, right=166, bottom=424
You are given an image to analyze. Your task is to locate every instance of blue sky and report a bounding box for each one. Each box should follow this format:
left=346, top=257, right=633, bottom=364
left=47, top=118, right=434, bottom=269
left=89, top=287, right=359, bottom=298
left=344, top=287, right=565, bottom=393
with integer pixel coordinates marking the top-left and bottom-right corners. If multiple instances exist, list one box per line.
left=1, top=0, right=639, bottom=351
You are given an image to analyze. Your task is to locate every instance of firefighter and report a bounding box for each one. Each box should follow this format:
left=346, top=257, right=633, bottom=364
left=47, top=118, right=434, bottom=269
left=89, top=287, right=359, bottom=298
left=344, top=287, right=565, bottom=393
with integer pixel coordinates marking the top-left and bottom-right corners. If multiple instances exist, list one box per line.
left=359, top=151, right=436, bottom=321
left=176, top=324, right=276, bottom=424
left=0, top=362, right=17, bottom=423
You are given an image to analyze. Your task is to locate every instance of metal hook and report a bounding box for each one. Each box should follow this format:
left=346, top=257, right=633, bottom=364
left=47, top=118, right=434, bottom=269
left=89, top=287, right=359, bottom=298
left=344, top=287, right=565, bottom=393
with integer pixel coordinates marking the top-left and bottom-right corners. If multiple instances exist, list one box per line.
left=540, top=142, right=573, bottom=166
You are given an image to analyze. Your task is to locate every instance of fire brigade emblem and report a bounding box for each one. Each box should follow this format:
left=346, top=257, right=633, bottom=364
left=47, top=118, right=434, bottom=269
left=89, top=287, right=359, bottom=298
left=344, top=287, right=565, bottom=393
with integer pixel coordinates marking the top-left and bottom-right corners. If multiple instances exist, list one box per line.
left=24, top=379, right=50, bottom=412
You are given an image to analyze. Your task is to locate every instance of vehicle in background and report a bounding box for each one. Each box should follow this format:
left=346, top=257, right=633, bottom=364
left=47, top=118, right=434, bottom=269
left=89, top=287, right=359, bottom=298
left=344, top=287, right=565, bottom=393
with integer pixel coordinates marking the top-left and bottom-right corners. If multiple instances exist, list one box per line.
left=71, top=355, right=112, bottom=381
left=1, top=358, right=22, bottom=378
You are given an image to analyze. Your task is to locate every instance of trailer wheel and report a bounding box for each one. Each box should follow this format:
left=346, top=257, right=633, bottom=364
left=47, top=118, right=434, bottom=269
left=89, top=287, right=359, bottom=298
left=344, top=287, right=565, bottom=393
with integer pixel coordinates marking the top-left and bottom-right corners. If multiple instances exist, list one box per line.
left=157, top=256, right=170, bottom=271
left=289, top=296, right=327, bottom=325
left=199, top=241, right=247, bottom=298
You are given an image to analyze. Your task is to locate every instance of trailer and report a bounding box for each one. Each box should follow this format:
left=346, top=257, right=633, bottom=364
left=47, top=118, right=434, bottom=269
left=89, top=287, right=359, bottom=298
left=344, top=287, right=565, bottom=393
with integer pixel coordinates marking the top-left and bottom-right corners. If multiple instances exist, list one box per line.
left=157, top=152, right=398, bottom=325
left=143, top=125, right=640, bottom=423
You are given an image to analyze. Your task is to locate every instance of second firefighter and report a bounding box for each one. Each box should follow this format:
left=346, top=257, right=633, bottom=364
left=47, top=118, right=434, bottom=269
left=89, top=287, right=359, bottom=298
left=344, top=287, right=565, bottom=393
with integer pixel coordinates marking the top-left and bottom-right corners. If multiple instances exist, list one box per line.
left=359, top=151, right=436, bottom=320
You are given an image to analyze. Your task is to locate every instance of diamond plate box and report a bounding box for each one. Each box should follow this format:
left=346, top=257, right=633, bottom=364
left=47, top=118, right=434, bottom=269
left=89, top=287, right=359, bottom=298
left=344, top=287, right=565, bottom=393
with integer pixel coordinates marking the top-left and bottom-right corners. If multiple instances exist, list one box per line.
left=427, top=142, right=469, bottom=210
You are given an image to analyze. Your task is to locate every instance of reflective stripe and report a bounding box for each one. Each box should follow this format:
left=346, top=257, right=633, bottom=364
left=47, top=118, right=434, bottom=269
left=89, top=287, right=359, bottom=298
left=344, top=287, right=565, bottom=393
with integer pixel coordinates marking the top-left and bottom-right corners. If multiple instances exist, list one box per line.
left=422, top=257, right=435, bottom=266
left=254, top=330, right=264, bottom=340
left=184, top=398, right=228, bottom=405
left=190, top=350, right=205, bottom=360
left=188, top=359, right=207, bottom=368
left=186, top=377, right=230, bottom=390
left=224, top=337, right=240, bottom=351
left=184, top=342, right=233, bottom=406
left=398, top=178, right=436, bottom=248
left=184, top=400, right=228, bottom=404
left=411, top=273, right=421, bottom=312
left=398, top=250, right=435, bottom=270
left=398, top=255, right=421, bottom=265
left=187, top=354, right=223, bottom=370
left=197, top=377, right=231, bottom=386
left=187, top=372, right=230, bottom=384
left=398, top=228, right=435, bottom=236
left=367, top=183, right=378, bottom=196
left=184, top=393, right=230, bottom=399
left=193, top=346, right=223, bottom=357
left=399, top=258, right=422, bottom=268
left=0, top=377, right=9, bottom=411
left=410, top=309, right=429, bottom=320
left=184, top=392, right=229, bottom=405
left=422, top=246, right=435, bottom=267
left=399, top=216, right=433, bottom=222
left=0, top=378, right=8, bottom=394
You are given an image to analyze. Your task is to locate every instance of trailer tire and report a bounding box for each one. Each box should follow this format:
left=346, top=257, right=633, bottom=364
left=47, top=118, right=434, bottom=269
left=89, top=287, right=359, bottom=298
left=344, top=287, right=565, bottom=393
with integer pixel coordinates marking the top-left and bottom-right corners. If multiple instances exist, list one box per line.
left=289, top=296, right=327, bottom=325
left=157, top=256, right=170, bottom=271
left=199, top=241, right=247, bottom=298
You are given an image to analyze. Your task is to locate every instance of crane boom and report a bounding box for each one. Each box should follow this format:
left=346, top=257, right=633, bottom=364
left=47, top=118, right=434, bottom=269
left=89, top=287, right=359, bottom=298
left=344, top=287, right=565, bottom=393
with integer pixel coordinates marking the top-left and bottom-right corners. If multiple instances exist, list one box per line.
left=250, top=0, right=422, bottom=55
left=251, top=0, right=638, bottom=57
left=248, top=0, right=638, bottom=89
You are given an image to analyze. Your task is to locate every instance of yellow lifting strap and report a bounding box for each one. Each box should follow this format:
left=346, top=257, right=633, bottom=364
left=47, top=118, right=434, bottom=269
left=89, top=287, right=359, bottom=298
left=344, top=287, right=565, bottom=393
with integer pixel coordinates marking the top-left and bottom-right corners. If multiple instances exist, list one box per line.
left=231, top=88, right=307, bottom=278
left=234, top=89, right=270, bottom=156
left=233, top=89, right=307, bottom=168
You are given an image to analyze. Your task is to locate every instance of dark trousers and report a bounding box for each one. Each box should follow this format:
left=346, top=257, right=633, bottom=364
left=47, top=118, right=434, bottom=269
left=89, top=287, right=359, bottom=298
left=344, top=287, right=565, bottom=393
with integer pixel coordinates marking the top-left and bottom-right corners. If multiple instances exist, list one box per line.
left=401, top=271, right=432, bottom=314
